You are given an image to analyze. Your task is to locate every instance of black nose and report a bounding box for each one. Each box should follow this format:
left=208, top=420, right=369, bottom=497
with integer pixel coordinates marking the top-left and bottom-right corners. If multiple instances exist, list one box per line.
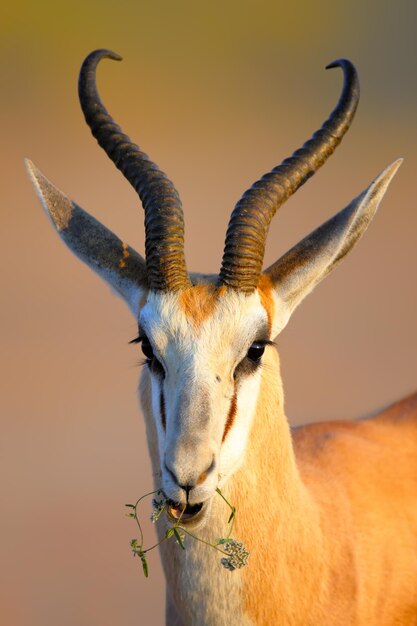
left=181, top=485, right=192, bottom=501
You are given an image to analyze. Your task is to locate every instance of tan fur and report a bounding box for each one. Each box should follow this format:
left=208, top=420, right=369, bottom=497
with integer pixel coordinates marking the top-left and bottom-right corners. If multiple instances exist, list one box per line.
left=118, top=242, right=130, bottom=269
left=140, top=286, right=417, bottom=626
left=256, top=274, right=275, bottom=332
left=231, top=348, right=417, bottom=625
left=178, top=284, right=227, bottom=328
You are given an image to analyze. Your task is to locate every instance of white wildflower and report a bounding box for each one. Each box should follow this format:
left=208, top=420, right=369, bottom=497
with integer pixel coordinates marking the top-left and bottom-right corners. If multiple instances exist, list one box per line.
left=151, top=496, right=167, bottom=523
left=219, top=539, right=249, bottom=571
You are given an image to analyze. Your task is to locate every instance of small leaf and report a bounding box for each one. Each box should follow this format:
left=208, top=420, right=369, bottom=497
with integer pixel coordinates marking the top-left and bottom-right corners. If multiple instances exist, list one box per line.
left=165, top=528, right=175, bottom=539
left=125, top=504, right=136, bottom=508
left=216, top=538, right=227, bottom=545
left=140, top=554, right=149, bottom=578
left=173, top=528, right=185, bottom=550
left=228, top=507, right=236, bottom=524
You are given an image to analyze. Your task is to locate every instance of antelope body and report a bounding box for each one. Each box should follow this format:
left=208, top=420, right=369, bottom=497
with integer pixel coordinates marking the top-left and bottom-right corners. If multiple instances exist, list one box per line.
left=28, top=50, right=417, bottom=625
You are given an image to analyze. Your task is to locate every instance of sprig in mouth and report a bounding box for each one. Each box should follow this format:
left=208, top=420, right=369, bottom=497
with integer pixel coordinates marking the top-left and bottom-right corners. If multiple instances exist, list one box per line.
left=125, top=488, right=249, bottom=578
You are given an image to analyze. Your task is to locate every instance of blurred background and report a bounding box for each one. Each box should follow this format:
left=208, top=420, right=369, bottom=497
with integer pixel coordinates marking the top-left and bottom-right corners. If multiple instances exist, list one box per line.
left=1, top=1, right=416, bottom=624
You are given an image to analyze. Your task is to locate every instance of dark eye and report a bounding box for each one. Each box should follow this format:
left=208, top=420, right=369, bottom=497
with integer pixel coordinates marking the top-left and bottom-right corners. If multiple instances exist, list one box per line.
left=141, top=337, right=154, bottom=361
left=139, top=336, right=165, bottom=377
left=247, top=342, right=265, bottom=363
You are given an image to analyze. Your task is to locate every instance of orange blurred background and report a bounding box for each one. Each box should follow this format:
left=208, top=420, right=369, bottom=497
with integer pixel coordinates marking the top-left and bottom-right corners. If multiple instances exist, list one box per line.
left=1, top=1, right=416, bottom=624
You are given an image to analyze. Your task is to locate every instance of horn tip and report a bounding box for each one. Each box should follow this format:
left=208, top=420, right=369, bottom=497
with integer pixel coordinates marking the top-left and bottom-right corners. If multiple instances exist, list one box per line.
left=83, top=49, right=123, bottom=65
left=325, top=58, right=354, bottom=71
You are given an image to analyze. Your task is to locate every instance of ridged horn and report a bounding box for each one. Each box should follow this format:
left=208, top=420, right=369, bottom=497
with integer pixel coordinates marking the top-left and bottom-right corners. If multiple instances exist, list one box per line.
left=219, top=59, right=360, bottom=293
left=78, top=49, right=191, bottom=291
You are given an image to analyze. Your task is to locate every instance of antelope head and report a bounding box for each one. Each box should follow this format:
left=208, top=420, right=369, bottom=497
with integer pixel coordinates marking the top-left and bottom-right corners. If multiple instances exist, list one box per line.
left=27, top=50, right=401, bottom=526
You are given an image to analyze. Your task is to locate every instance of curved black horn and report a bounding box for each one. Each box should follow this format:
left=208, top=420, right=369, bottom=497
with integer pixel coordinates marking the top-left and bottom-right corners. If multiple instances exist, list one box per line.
left=78, top=49, right=191, bottom=292
left=219, top=59, right=360, bottom=293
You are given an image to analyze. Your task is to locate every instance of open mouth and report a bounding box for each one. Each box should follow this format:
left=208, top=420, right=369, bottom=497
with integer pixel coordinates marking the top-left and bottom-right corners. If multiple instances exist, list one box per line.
left=167, top=499, right=204, bottom=523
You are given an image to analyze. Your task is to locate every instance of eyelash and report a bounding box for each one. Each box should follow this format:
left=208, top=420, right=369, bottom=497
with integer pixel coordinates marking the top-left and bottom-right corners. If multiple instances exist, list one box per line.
left=129, top=335, right=143, bottom=345
left=130, top=335, right=165, bottom=377
left=232, top=339, right=275, bottom=379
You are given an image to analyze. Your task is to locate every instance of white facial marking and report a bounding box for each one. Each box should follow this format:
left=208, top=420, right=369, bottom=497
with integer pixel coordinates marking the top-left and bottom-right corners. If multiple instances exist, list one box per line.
left=219, top=367, right=263, bottom=484
left=138, top=288, right=270, bottom=506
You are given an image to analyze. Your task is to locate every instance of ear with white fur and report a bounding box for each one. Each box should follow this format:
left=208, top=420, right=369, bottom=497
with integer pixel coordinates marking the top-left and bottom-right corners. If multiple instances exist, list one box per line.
left=26, top=159, right=148, bottom=315
left=265, top=159, right=402, bottom=335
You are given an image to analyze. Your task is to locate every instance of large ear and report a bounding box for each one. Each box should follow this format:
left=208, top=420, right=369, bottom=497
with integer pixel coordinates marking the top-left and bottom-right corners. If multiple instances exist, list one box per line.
left=265, top=159, right=402, bottom=336
left=26, top=160, right=148, bottom=315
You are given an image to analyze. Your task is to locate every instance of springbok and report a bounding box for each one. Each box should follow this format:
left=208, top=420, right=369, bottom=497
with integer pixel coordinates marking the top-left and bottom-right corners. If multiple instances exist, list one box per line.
left=27, top=49, right=417, bottom=626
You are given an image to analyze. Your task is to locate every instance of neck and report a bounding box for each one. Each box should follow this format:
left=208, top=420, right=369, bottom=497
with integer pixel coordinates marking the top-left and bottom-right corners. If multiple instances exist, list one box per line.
left=140, top=350, right=327, bottom=625
left=228, top=350, right=326, bottom=625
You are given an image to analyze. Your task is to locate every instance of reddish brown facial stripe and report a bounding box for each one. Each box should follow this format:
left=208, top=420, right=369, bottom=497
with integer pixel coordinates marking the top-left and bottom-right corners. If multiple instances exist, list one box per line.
left=222, top=389, right=237, bottom=442
left=160, top=388, right=166, bottom=431
left=257, top=274, right=275, bottom=332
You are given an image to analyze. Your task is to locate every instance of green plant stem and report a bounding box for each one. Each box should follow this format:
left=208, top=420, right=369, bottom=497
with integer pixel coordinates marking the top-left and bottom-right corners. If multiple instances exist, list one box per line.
left=128, top=488, right=247, bottom=572
left=180, top=528, right=246, bottom=565
left=216, top=488, right=236, bottom=538
left=143, top=539, right=165, bottom=553
left=180, top=528, right=230, bottom=557
left=143, top=503, right=186, bottom=555
left=131, top=489, right=161, bottom=547
left=227, top=511, right=236, bottom=539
